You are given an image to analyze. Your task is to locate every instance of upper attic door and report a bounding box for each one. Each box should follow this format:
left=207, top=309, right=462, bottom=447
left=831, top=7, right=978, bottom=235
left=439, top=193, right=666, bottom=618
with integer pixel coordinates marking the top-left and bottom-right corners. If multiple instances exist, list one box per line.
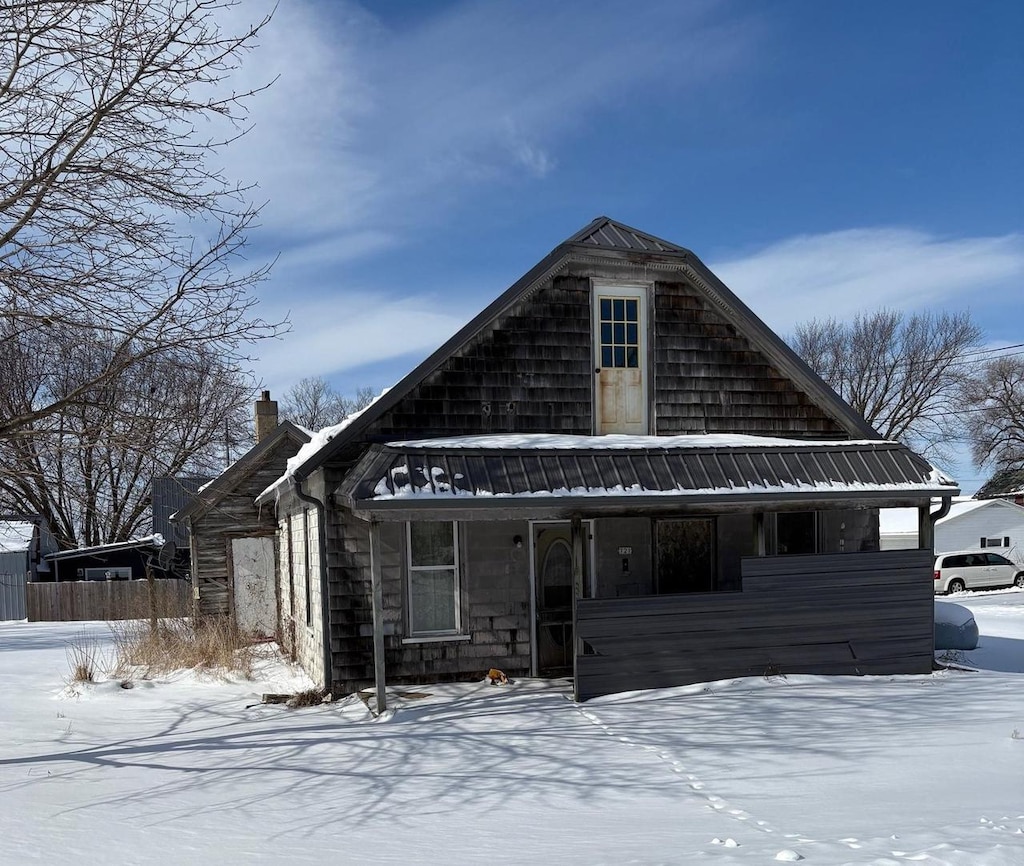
left=593, top=284, right=649, bottom=434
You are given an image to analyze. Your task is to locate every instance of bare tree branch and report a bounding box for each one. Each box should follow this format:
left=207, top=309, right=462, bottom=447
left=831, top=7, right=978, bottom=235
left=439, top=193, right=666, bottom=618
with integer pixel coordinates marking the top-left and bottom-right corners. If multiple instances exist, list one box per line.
left=0, top=325, right=252, bottom=547
left=279, top=377, right=376, bottom=431
left=962, top=356, right=1024, bottom=470
left=790, top=309, right=982, bottom=458
left=0, top=0, right=286, bottom=441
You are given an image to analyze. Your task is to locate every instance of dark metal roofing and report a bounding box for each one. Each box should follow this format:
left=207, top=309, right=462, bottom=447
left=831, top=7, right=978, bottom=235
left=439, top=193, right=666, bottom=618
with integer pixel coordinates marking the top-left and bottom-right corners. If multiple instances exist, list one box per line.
left=565, top=216, right=692, bottom=254
left=337, top=436, right=957, bottom=517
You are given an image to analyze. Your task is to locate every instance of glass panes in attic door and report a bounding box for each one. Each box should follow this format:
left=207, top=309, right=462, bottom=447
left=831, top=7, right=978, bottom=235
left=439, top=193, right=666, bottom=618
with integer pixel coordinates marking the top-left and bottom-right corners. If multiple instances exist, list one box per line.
left=599, top=296, right=640, bottom=368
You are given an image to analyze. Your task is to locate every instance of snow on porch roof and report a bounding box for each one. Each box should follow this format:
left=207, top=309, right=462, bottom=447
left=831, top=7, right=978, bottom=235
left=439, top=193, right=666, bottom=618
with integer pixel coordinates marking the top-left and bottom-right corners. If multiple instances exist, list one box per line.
left=336, top=434, right=958, bottom=519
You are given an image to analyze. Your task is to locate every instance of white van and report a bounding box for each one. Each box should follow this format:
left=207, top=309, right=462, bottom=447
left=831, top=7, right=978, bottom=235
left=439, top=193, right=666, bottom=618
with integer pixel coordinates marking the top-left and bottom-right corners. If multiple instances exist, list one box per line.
left=934, top=550, right=1024, bottom=594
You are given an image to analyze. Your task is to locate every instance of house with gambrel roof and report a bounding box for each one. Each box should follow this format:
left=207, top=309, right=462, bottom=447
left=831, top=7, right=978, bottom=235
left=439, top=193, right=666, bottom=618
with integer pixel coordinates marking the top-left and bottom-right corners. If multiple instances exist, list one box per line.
left=244, top=217, right=957, bottom=703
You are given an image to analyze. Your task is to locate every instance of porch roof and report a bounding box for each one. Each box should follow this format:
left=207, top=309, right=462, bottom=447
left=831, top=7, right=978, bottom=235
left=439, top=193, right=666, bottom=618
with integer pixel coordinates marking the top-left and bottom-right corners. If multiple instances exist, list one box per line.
left=335, top=434, right=958, bottom=521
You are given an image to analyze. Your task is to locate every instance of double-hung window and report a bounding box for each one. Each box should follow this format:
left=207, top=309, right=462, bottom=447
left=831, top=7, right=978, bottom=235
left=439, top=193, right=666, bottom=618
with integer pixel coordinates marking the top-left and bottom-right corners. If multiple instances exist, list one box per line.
left=407, top=522, right=460, bottom=636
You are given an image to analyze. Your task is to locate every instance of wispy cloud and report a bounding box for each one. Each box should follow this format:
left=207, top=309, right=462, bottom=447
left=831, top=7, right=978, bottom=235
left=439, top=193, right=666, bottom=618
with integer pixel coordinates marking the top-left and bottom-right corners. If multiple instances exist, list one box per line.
left=712, top=228, right=1024, bottom=333
left=257, top=293, right=467, bottom=395
left=228, top=0, right=759, bottom=386
left=229, top=0, right=755, bottom=237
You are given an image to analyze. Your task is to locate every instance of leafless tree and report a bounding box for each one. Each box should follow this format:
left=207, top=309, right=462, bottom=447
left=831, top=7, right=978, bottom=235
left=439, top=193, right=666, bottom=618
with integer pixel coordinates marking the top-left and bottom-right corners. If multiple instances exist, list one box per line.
left=0, top=325, right=251, bottom=548
left=962, top=355, right=1024, bottom=470
left=0, top=0, right=284, bottom=443
left=280, top=377, right=376, bottom=430
left=790, top=309, right=982, bottom=455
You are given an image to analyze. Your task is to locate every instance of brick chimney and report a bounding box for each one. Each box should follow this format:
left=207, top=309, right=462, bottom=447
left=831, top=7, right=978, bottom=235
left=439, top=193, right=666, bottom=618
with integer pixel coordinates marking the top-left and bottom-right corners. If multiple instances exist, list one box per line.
left=254, top=390, right=278, bottom=444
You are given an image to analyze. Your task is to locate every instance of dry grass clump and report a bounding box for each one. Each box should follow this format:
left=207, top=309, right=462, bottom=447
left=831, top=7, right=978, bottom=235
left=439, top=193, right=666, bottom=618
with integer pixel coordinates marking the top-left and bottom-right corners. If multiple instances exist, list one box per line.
left=66, top=634, right=103, bottom=683
left=110, top=616, right=258, bottom=679
left=287, top=688, right=328, bottom=708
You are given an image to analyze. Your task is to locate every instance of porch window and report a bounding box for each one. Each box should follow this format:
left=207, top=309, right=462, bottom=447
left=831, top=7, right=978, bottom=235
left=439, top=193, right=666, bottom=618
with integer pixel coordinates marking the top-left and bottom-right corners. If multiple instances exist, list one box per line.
left=655, top=518, right=714, bottom=593
left=776, top=512, right=817, bottom=555
left=407, top=522, right=461, bottom=635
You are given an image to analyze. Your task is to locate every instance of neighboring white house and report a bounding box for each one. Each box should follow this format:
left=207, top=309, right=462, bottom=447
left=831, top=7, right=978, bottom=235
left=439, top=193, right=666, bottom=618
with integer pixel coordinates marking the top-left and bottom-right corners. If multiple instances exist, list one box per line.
left=880, top=498, right=1024, bottom=565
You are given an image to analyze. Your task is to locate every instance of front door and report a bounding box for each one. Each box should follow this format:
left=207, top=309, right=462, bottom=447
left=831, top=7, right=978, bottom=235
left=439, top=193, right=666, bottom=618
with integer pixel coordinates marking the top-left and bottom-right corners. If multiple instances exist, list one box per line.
left=534, top=523, right=590, bottom=675
left=594, top=286, right=648, bottom=435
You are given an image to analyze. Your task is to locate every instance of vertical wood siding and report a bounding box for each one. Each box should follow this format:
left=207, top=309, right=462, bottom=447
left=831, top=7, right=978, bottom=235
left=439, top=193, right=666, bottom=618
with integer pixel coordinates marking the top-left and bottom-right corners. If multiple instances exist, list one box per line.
left=26, top=579, right=190, bottom=622
left=0, top=552, right=27, bottom=620
left=575, top=549, right=935, bottom=700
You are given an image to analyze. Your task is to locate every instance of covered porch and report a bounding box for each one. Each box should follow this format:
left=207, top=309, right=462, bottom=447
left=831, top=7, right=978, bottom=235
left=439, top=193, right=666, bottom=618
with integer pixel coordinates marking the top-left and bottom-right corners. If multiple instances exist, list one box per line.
left=336, top=434, right=958, bottom=702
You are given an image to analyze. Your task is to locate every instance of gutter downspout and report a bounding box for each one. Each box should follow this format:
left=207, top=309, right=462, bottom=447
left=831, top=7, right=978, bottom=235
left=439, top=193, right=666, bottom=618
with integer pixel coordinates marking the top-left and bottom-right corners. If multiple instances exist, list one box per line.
left=293, top=476, right=333, bottom=695
left=919, top=496, right=953, bottom=552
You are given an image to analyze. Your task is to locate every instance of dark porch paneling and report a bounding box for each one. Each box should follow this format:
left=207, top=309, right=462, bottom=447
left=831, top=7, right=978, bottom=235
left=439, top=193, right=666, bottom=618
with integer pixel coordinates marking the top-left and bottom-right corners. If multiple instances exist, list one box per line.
left=575, top=549, right=934, bottom=700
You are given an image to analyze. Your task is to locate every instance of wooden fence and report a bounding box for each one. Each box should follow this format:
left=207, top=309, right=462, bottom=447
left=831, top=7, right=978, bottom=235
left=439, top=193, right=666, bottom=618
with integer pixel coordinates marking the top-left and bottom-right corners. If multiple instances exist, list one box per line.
left=575, top=549, right=935, bottom=700
left=26, top=579, right=192, bottom=622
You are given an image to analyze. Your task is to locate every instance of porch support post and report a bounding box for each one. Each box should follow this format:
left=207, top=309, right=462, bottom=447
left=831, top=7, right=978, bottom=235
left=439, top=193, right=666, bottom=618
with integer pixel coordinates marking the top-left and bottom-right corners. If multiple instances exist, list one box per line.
left=369, top=519, right=387, bottom=714
left=917, top=505, right=933, bottom=551
left=570, top=514, right=584, bottom=701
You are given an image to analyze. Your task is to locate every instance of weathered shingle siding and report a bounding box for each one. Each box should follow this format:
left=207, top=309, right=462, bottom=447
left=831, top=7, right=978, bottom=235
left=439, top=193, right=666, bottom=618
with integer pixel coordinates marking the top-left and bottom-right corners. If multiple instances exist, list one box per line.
left=364, top=274, right=593, bottom=441
left=652, top=280, right=847, bottom=438
left=324, top=512, right=532, bottom=694
left=350, top=266, right=848, bottom=446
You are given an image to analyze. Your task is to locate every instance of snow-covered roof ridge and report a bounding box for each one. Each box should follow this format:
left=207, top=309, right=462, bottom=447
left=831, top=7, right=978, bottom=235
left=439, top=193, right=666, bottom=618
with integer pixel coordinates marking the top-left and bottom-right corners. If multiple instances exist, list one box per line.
left=387, top=433, right=897, bottom=451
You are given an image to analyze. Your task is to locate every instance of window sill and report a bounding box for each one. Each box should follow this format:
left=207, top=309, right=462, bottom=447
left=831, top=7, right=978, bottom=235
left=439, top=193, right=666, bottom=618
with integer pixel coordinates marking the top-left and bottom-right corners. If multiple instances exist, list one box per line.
left=402, top=634, right=472, bottom=645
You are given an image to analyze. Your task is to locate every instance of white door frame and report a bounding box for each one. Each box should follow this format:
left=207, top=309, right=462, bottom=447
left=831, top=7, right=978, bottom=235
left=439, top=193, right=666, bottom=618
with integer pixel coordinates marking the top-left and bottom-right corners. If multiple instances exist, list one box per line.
left=591, top=281, right=651, bottom=435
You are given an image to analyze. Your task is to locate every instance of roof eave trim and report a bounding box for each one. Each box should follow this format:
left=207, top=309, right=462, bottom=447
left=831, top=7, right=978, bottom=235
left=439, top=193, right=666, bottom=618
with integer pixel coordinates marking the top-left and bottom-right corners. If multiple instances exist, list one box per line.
left=347, top=485, right=958, bottom=516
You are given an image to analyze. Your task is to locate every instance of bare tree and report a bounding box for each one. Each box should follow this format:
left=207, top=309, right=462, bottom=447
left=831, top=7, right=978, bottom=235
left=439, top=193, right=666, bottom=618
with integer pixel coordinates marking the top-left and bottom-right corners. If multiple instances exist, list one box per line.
left=0, top=0, right=283, bottom=442
left=962, top=355, right=1024, bottom=470
left=790, top=309, right=982, bottom=455
left=280, top=377, right=376, bottom=430
left=0, top=327, right=251, bottom=548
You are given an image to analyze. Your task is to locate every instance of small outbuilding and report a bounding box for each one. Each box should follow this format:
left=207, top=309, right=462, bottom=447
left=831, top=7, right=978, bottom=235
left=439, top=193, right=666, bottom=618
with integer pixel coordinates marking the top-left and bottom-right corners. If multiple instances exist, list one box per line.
left=43, top=535, right=168, bottom=582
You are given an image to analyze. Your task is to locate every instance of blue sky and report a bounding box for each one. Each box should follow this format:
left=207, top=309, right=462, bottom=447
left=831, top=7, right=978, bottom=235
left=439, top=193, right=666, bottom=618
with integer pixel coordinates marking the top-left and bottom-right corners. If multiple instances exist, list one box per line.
left=226, top=0, right=1023, bottom=490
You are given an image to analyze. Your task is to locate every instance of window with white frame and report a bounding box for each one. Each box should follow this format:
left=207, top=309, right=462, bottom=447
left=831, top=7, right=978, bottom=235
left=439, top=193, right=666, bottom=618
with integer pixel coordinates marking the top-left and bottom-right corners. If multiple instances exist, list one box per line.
left=407, top=522, right=460, bottom=635
left=84, top=566, right=132, bottom=580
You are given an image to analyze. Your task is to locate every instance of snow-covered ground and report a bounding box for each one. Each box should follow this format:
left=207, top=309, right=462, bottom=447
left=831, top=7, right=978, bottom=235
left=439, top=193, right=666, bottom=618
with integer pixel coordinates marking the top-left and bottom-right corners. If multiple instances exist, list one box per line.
left=2, top=592, right=1023, bottom=865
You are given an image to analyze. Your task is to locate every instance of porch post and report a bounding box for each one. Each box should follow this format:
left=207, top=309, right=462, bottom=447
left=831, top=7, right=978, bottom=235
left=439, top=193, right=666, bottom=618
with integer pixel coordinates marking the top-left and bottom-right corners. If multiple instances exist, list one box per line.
left=918, top=504, right=934, bottom=551
left=368, top=519, right=387, bottom=714
left=755, top=512, right=766, bottom=556
left=570, top=514, right=584, bottom=700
